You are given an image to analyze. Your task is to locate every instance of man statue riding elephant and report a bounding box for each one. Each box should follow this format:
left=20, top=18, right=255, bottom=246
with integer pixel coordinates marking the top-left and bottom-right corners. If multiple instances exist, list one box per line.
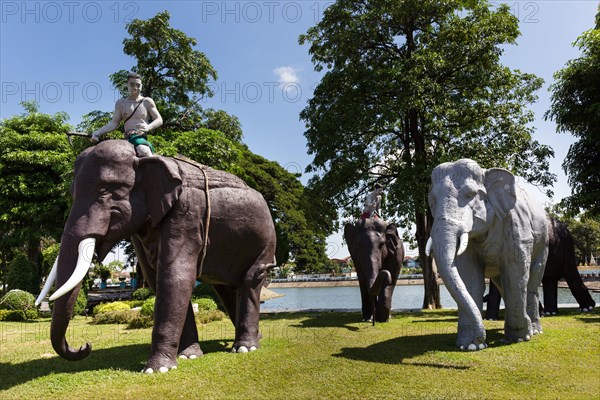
left=91, top=72, right=162, bottom=157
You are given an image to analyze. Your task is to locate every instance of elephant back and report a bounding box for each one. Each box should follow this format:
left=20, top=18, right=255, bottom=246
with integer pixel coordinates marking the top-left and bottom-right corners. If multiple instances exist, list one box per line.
left=174, top=156, right=250, bottom=191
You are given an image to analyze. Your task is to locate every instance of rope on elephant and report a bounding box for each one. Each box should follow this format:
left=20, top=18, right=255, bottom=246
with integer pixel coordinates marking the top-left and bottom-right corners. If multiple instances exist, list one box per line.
left=173, top=155, right=211, bottom=278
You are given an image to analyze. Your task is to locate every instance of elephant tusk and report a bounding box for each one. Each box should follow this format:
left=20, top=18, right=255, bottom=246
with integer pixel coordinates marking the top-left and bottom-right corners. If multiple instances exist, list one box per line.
left=49, top=238, right=96, bottom=301
left=425, top=237, right=433, bottom=257
left=35, top=256, right=58, bottom=306
left=456, top=232, right=469, bottom=256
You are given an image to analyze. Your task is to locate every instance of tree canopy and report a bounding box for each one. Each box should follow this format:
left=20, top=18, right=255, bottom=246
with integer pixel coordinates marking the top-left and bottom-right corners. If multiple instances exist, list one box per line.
left=546, top=12, right=600, bottom=217
left=0, top=102, right=74, bottom=271
left=300, top=0, right=555, bottom=308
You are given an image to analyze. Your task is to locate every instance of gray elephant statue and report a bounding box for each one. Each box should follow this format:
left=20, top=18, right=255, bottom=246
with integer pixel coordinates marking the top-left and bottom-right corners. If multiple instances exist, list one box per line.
left=36, top=141, right=276, bottom=373
left=484, top=217, right=595, bottom=319
left=427, top=159, right=548, bottom=350
left=344, top=218, right=404, bottom=322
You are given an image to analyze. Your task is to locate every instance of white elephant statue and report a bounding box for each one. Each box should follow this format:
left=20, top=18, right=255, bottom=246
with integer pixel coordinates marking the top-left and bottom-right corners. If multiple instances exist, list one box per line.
left=427, top=159, right=548, bottom=350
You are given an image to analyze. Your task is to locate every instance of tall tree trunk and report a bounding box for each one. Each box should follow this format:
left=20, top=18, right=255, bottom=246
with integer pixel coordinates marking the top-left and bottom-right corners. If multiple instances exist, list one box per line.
left=417, top=209, right=440, bottom=309
left=409, top=105, right=441, bottom=309
left=27, top=238, right=42, bottom=292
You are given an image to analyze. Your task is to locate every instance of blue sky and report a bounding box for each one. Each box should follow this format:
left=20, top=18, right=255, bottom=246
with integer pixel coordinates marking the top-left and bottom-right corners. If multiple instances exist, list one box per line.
left=1, top=1, right=598, bottom=259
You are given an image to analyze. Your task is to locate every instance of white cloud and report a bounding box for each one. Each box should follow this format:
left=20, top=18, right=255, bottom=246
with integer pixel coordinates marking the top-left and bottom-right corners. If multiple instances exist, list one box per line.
left=274, top=66, right=300, bottom=85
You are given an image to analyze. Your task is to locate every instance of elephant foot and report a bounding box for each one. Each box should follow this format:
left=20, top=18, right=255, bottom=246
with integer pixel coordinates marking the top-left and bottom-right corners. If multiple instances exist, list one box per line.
left=178, top=343, right=203, bottom=360
left=459, top=343, right=488, bottom=351
left=362, top=317, right=373, bottom=323
left=231, top=345, right=257, bottom=353
left=142, top=354, right=178, bottom=374
left=503, top=330, right=532, bottom=344
left=231, top=335, right=260, bottom=353
left=581, top=306, right=594, bottom=312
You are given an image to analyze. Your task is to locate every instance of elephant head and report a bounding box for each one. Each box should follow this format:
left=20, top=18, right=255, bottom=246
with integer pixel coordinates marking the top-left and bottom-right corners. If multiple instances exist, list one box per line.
left=36, top=141, right=184, bottom=361
left=344, top=218, right=403, bottom=322
left=427, top=159, right=518, bottom=344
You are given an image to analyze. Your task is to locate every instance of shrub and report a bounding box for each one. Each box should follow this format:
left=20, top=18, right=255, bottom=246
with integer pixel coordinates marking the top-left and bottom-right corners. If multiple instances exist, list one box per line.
left=0, top=308, right=39, bottom=321
left=24, top=308, right=39, bottom=320
left=0, top=310, right=23, bottom=321
left=123, top=300, right=145, bottom=308
left=195, top=297, right=218, bottom=311
left=73, top=289, right=88, bottom=316
left=195, top=310, right=225, bottom=324
left=127, top=315, right=153, bottom=329
left=93, top=309, right=138, bottom=325
left=131, top=287, right=153, bottom=300
left=140, top=297, right=156, bottom=317
left=0, top=289, right=36, bottom=311
left=6, top=253, right=38, bottom=294
left=93, top=301, right=131, bottom=316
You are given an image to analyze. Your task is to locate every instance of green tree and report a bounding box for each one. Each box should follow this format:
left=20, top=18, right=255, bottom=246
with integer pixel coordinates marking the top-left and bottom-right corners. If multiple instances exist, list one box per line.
left=0, top=101, right=75, bottom=281
left=300, top=0, right=554, bottom=308
left=6, top=252, right=38, bottom=294
left=546, top=12, right=600, bottom=217
left=109, top=10, right=232, bottom=133
left=568, top=216, right=600, bottom=265
left=237, top=149, right=331, bottom=271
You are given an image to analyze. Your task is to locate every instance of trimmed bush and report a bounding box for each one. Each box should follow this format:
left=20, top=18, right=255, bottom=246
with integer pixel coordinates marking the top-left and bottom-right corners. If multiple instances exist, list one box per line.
left=0, top=289, right=36, bottom=311
left=195, top=310, right=225, bottom=324
left=93, top=309, right=138, bottom=325
left=131, top=287, right=153, bottom=300
left=93, top=301, right=131, bottom=316
left=127, top=315, right=153, bottom=329
left=0, top=309, right=25, bottom=321
left=194, top=297, right=218, bottom=311
left=123, top=300, right=145, bottom=309
left=140, top=297, right=156, bottom=317
left=0, top=308, right=39, bottom=321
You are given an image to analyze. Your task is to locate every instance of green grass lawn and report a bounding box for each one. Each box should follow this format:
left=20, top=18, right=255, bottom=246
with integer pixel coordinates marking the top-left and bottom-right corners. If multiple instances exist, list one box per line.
left=1, top=309, right=598, bottom=399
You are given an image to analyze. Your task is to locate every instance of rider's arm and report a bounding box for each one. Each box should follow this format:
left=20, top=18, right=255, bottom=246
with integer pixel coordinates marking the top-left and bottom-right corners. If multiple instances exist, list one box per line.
left=91, top=101, right=122, bottom=143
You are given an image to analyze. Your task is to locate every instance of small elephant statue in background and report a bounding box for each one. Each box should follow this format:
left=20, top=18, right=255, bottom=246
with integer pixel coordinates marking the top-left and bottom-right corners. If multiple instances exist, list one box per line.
left=344, top=218, right=404, bottom=322
left=484, top=217, right=596, bottom=319
left=427, top=159, right=548, bottom=350
left=37, top=141, right=276, bottom=373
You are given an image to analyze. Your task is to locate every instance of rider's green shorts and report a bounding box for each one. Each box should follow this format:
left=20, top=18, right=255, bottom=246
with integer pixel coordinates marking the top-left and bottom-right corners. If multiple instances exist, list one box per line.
left=128, top=135, right=155, bottom=154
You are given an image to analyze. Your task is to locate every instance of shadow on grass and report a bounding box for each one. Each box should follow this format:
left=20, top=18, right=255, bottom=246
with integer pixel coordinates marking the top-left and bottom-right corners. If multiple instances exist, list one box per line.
left=334, top=326, right=506, bottom=368
left=0, top=339, right=229, bottom=391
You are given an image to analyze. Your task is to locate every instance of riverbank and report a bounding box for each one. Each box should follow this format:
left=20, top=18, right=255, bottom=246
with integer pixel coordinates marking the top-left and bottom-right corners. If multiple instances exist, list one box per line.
left=268, top=277, right=600, bottom=290
left=269, top=278, right=441, bottom=288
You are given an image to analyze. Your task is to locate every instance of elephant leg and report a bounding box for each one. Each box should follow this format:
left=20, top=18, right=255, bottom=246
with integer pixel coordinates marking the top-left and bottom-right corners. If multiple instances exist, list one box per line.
left=231, top=252, right=273, bottom=353
left=213, top=284, right=238, bottom=327
left=527, top=249, right=546, bottom=334
left=355, top=265, right=373, bottom=322
left=542, top=277, right=559, bottom=315
left=177, top=303, right=203, bottom=360
left=143, top=212, right=202, bottom=373
left=455, top=252, right=486, bottom=348
left=564, top=268, right=596, bottom=311
left=484, top=281, right=502, bottom=320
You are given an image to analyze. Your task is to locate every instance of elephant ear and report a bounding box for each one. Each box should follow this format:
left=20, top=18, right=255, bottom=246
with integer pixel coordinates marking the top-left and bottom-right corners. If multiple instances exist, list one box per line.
left=484, top=168, right=517, bottom=220
left=138, top=156, right=183, bottom=228
left=385, top=223, right=399, bottom=254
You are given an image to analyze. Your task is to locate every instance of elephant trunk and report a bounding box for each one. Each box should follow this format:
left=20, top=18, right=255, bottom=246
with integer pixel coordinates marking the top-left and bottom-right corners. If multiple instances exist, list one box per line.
left=369, top=269, right=393, bottom=325
left=369, top=269, right=392, bottom=296
left=50, top=238, right=93, bottom=361
left=431, top=221, right=484, bottom=335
